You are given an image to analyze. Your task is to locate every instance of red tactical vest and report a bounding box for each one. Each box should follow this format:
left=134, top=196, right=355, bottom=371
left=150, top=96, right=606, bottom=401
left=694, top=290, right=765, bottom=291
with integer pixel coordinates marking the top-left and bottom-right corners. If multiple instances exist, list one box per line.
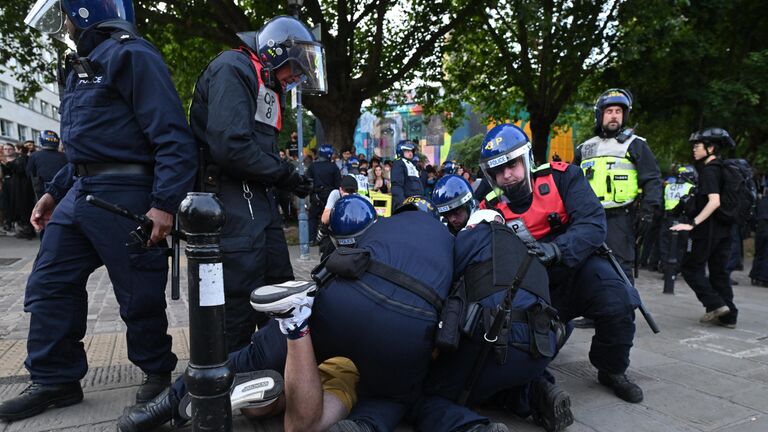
left=480, top=162, right=570, bottom=240
left=240, top=47, right=282, bottom=132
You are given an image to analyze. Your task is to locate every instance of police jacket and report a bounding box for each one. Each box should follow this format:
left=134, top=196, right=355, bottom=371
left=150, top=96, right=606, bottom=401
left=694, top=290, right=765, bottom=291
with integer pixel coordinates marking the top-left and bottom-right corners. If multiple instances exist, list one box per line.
left=391, top=158, right=425, bottom=208
left=27, top=149, right=67, bottom=197
left=307, top=158, right=341, bottom=198
left=480, top=162, right=607, bottom=270
left=47, top=26, right=197, bottom=213
left=191, top=48, right=299, bottom=190
left=573, top=133, right=662, bottom=213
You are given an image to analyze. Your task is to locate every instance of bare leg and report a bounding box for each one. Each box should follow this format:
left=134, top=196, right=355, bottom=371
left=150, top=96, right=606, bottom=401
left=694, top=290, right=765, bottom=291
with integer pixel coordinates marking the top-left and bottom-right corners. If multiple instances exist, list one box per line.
left=284, top=334, right=324, bottom=432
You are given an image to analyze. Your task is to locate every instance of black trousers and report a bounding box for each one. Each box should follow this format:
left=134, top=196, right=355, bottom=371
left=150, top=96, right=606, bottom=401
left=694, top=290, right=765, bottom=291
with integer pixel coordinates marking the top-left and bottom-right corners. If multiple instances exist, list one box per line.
left=681, top=235, right=738, bottom=323
left=606, top=208, right=635, bottom=285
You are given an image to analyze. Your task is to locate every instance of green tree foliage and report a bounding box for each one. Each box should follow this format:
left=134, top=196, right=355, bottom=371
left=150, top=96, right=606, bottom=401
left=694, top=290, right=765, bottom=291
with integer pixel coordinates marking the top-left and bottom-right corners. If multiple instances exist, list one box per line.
left=603, top=0, right=768, bottom=171
left=419, top=0, right=621, bottom=163
left=450, top=133, right=484, bottom=173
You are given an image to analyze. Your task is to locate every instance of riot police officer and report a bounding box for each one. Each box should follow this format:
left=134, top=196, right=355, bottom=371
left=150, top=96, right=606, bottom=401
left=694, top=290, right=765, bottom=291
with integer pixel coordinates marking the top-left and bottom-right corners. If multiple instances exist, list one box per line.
left=671, top=128, right=739, bottom=328
left=119, top=195, right=455, bottom=432
left=574, top=89, right=662, bottom=283
left=26, top=131, right=67, bottom=201
left=307, top=144, right=341, bottom=244
left=390, top=140, right=425, bottom=208
left=432, top=174, right=477, bottom=235
left=189, top=16, right=319, bottom=351
left=479, top=124, right=644, bottom=404
left=0, top=0, right=198, bottom=421
left=658, top=166, right=697, bottom=276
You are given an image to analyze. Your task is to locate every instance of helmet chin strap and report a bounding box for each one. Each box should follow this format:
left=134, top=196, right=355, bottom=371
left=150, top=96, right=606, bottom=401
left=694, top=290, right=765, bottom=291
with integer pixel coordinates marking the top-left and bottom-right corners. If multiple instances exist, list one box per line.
left=502, top=183, right=533, bottom=213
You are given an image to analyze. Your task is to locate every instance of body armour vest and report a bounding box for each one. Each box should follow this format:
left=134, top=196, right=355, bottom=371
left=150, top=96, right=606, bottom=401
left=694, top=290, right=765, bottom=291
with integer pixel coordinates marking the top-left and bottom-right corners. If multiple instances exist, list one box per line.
left=664, top=181, right=694, bottom=212
left=578, top=135, right=639, bottom=209
left=480, top=163, right=571, bottom=240
left=242, top=48, right=282, bottom=132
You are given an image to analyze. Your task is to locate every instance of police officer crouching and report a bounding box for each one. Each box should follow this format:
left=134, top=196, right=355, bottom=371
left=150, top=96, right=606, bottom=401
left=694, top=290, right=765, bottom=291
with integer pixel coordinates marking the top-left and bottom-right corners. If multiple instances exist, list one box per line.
left=479, top=124, right=645, bottom=404
left=189, top=16, right=318, bottom=352
left=432, top=174, right=477, bottom=235
left=0, top=0, right=197, bottom=421
left=574, top=88, right=663, bottom=284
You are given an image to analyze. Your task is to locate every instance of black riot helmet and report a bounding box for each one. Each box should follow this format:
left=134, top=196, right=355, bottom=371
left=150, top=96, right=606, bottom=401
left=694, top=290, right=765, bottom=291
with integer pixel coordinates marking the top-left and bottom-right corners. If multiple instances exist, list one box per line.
left=688, top=127, right=736, bottom=151
left=237, top=16, right=327, bottom=95
left=594, top=88, right=633, bottom=134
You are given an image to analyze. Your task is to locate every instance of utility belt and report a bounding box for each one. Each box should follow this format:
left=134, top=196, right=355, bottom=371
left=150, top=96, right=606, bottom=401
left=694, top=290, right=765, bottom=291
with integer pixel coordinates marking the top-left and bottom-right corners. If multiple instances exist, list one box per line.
left=74, top=163, right=153, bottom=177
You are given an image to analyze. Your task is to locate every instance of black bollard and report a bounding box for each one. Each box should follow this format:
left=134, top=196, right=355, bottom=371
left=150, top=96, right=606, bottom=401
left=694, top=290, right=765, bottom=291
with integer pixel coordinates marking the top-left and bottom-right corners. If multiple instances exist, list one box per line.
left=178, top=192, right=232, bottom=432
left=663, top=224, right=679, bottom=295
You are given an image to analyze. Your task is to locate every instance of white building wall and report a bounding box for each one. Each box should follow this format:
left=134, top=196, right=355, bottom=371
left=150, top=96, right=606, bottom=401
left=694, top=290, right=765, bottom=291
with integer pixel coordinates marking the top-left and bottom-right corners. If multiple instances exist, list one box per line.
left=0, top=64, right=61, bottom=145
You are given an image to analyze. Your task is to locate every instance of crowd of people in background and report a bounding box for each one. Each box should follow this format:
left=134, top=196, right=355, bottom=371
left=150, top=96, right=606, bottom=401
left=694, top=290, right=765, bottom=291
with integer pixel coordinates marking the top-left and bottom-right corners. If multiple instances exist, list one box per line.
left=0, top=133, right=66, bottom=240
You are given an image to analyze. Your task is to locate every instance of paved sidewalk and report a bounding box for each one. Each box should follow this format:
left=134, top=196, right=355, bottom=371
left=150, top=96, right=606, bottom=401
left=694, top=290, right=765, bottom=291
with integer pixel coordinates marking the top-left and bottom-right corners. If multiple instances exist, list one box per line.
left=0, top=235, right=767, bottom=431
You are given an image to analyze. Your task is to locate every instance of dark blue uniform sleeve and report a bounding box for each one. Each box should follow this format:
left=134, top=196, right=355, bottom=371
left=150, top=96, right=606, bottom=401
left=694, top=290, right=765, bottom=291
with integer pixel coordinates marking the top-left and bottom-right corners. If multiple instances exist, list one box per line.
left=333, top=166, right=341, bottom=189
left=391, top=160, right=406, bottom=207
left=203, top=58, right=295, bottom=187
left=629, top=138, right=663, bottom=210
left=551, top=165, right=607, bottom=268
left=44, top=163, right=75, bottom=203
left=571, top=145, right=583, bottom=166
left=111, top=42, right=197, bottom=213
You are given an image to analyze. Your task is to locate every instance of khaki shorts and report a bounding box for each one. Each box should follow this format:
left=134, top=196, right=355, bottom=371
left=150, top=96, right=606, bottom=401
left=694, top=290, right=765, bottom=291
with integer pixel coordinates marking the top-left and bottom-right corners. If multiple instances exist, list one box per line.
left=319, top=357, right=359, bottom=412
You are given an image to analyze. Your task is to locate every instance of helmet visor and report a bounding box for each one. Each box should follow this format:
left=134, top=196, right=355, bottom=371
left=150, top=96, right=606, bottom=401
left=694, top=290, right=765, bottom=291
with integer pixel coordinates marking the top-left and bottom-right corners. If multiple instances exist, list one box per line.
left=25, top=0, right=67, bottom=42
left=287, top=42, right=327, bottom=95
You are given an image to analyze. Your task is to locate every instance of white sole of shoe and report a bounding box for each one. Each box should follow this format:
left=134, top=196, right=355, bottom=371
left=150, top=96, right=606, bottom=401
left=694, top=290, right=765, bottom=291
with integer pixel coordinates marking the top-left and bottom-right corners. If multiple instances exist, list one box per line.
left=179, top=370, right=284, bottom=420
left=250, top=281, right=316, bottom=313
left=699, top=305, right=730, bottom=323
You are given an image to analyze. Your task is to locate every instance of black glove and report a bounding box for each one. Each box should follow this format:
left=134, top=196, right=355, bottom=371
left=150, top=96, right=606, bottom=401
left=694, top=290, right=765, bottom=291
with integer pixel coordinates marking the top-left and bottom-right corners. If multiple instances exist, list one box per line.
left=528, top=241, right=561, bottom=266
left=292, top=174, right=313, bottom=199
left=635, top=207, right=655, bottom=238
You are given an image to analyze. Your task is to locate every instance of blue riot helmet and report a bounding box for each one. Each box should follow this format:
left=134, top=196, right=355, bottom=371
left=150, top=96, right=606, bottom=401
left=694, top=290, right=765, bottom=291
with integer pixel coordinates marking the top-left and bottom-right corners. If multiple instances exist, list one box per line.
left=236, top=16, right=327, bottom=95
left=479, top=124, right=534, bottom=202
left=676, top=164, right=698, bottom=184
left=329, top=195, right=377, bottom=247
left=393, top=195, right=440, bottom=220
left=412, top=154, right=420, bottom=163
left=38, top=130, right=60, bottom=150
left=25, top=0, right=135, bottom=42
left=318, top=144, right=334, bottom=160
left=396, top=140, right=416, bottom=160
left=442, top=160, right=455, bottom=175
left=432, top=174, right=476, bottom=232
left=594, top=88, right=632, bottom=133
left=346, top=157, right=360, bottom=173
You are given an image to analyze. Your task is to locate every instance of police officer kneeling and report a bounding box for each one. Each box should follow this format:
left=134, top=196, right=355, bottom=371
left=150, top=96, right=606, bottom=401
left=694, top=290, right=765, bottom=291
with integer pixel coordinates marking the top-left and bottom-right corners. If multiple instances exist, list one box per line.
left=479, top=124, right=644, bottom=404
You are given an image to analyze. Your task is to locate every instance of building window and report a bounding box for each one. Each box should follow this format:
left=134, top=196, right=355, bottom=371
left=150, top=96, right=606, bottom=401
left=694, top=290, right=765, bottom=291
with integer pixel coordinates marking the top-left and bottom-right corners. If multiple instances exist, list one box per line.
left=52, top=105, right=59, bottom=120
left=17, top=125, right=29, bottom=142
left=27, top=97, right=37, bottom=111
left=0, top=119, right=13, bottom=138
left=0, top=82, right=9, bottom=100
left=40, top=100, right=50, bottom=117
left=31, top=129, right=40, bottom=141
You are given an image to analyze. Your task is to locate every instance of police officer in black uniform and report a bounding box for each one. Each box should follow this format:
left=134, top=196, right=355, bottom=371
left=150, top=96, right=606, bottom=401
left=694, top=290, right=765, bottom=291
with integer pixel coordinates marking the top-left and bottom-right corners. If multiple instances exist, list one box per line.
left=390, top=140, right=425, bottom=208
left=574, top=89, right=663, bottom=284
left=26, top=131, right=67, bottom=201
left=189, top=16, right=321, bottom=352
left=0, top=0, right=197, bottom=421
left=307, top=144, right=341, bottom=244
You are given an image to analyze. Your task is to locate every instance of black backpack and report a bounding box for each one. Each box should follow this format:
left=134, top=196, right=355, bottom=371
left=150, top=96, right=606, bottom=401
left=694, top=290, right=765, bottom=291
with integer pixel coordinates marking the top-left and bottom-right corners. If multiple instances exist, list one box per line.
left=714, top=159, right=757, bottom=225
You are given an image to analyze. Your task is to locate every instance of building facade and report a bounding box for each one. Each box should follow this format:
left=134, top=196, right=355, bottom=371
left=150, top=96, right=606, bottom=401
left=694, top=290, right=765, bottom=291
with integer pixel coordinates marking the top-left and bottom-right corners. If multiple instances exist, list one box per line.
left=0, top=60, right=60, bottom=145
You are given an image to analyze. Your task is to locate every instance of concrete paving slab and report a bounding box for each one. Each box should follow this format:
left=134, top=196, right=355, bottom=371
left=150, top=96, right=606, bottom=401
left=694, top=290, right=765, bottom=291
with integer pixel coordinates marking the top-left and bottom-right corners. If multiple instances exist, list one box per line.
left=641, top=362, right=758, bottom=398
left=578, top=403, right=700, bottom=432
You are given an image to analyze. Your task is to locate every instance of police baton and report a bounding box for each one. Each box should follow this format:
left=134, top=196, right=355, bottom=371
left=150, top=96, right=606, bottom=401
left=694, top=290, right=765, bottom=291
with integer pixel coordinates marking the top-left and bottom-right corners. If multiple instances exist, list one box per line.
left=85, top=195, right=183, bottom=300
left=598, top=243, right=661, bottom=334
left=459, top=252, right=535, bottom=406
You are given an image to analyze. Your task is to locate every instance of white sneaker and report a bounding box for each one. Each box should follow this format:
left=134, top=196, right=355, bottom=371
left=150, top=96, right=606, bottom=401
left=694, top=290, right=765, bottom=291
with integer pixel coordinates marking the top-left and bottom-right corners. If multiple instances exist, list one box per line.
left=178, top=370, right=283, bottom=420
left=250, top=281, right=317, bottom=316
left=699, top=305, right=730, bottom=324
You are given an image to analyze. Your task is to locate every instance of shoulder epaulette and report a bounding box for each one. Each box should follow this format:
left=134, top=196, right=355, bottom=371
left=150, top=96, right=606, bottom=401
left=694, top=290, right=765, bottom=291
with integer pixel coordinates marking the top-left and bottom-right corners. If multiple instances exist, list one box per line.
left=550, top=161, right=569, bottom=172
left=110, top=30, right=136, bottom=43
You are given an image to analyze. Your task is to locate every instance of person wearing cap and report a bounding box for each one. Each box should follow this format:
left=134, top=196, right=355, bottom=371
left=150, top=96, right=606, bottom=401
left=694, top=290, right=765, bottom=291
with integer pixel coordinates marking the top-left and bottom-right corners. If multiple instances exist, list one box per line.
left=307, top=144, right=341, bottom=245
left=671, top=128, right=740, bottom=328
left=316, top=175, right=362, bottom=259
left=26, top=131, right=67, bottom=202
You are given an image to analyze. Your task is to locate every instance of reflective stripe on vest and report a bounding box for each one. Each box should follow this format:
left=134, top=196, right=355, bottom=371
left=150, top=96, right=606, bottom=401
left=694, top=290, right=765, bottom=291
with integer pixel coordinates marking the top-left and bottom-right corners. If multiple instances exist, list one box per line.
left=664, top=182, right=694, bottom=211
left=241, top=48, right=282, bottom=131
left=578, top=135, right=639, bottom=209
left=479, top=169, right=570, bottom=240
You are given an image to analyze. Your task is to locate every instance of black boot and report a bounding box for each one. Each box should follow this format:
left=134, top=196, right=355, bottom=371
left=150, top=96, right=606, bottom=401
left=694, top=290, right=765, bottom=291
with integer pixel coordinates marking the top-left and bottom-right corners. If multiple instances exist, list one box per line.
left=136, top=372, right=171, bottom=403
left=118, top=388, right=177, bottom=432
left=529, top=379, right=574, bottom=432
left=0, top=382, right=83, bottom=421
left=597, top=371, right=643, bottom=403
left=328, top=419, right=377, bottom=432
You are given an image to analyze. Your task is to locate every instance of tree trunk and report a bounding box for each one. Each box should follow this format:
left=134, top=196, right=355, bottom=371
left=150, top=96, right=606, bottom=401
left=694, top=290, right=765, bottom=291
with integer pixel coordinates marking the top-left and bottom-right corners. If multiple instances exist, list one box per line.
left=304, top=94, right=362, bottom=154
left=527, top=111, right=557, bottom=165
